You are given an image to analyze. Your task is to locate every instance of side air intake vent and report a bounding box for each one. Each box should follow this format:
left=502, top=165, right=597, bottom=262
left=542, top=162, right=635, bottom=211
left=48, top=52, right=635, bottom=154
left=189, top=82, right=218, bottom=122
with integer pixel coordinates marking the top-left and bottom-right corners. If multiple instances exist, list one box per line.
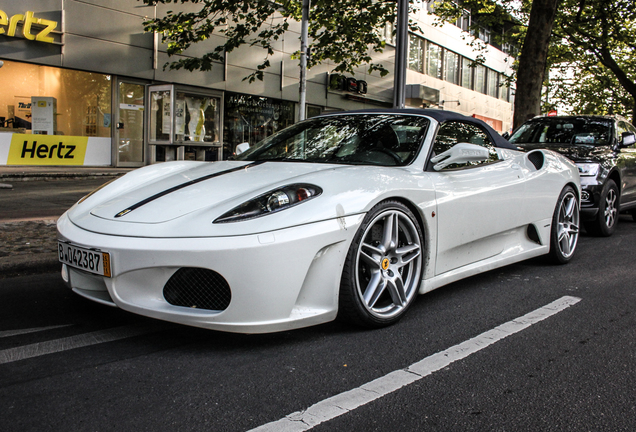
left=164, top=268, right=231, bottom=311
left=527, top=151, right=544, bottom=170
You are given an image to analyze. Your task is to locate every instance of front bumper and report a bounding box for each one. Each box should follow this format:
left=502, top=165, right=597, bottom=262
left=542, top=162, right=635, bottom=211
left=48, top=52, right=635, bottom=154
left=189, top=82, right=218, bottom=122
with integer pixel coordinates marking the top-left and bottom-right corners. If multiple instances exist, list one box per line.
left=579, top=177, right=604, bottom=221
left=57, top=212, right=364, bottom=333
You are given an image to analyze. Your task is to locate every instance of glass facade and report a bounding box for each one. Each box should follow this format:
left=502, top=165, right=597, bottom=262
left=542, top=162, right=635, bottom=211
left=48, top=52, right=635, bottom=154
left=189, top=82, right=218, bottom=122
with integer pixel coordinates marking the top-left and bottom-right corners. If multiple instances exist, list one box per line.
left=444, top=50, right=460, bottom=85
left=426, top=42, right=443, bottom=79
left=0, top=60, right=111, bottom=137
left=408, top=34, right=507, bottom=100
left=223, top=93, right=295, bottom=159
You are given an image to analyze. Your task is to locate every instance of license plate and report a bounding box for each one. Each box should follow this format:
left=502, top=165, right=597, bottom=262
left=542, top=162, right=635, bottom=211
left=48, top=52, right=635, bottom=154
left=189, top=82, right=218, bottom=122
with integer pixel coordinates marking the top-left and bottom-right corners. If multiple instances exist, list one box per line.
left=58, top=242, right=111, bottom=277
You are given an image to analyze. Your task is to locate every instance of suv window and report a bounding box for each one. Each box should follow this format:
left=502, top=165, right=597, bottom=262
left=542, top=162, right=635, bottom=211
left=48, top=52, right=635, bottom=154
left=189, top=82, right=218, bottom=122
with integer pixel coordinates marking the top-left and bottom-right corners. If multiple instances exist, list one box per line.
left=509, top=117, right=613, bottom=146
left=431, top=121, right=500, bottom=170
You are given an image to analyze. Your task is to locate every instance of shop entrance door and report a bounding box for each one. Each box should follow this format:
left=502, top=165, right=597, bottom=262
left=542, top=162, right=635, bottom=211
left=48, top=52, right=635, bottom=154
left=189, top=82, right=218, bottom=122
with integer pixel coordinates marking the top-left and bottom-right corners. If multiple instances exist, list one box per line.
left=116, top=81, right=146, bottom=166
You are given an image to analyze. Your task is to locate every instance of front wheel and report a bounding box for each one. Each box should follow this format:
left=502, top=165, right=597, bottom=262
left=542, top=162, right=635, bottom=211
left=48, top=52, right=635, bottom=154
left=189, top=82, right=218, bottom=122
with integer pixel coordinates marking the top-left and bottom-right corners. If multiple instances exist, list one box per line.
left=548, top=185, right=579, bottom=264
left=584, top=179, right=618, bottom=236
left=338, top=201, right=424, bottom=328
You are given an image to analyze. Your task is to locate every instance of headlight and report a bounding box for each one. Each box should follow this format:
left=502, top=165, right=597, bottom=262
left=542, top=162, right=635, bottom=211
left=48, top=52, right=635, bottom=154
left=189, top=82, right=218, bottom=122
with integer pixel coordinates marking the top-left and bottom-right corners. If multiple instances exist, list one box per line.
left=576, top=163, right=600, bottom=177
left=214, top=183, right=322, bottom=223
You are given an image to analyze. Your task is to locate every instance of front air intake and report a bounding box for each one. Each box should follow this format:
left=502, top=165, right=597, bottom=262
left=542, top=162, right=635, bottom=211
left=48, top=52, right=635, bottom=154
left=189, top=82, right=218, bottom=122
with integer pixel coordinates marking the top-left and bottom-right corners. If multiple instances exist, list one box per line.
left=163, top=268, right=231, bottom=311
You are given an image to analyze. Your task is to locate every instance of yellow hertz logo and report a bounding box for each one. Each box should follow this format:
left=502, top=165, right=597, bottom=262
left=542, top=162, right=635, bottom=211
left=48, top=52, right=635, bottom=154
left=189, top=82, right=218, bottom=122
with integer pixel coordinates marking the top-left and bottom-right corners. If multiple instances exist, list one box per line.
left=0, top=10, right=58, bottom=44
left=8, top=134, right=88, bottom=165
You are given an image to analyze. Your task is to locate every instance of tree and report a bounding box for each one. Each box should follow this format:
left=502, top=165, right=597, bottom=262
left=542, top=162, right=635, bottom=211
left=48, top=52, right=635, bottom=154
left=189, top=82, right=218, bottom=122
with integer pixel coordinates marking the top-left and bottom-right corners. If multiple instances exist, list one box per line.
left=432, top=0, right=559, bottom=129
left=434, top=0, right=636, bottom=126
left=141, top=0, right=421, bottom=83
left=554, top=0, right=636, bottom=123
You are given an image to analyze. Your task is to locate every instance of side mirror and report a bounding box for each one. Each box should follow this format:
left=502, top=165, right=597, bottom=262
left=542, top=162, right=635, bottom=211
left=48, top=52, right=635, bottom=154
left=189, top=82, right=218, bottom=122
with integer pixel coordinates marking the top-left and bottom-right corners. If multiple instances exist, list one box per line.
left=235, top=142, right=250, bottom=155
left=431, top=143, right=491, bottom=171
left=621, top=132, right=635, bottom=148
left=501, top=132, right=510, bottom=140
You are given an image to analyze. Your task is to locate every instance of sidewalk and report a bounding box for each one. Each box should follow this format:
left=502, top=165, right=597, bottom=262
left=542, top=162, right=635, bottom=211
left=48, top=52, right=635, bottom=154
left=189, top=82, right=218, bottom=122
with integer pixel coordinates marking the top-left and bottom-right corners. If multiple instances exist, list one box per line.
left=0, top=165, right=133, bottom=277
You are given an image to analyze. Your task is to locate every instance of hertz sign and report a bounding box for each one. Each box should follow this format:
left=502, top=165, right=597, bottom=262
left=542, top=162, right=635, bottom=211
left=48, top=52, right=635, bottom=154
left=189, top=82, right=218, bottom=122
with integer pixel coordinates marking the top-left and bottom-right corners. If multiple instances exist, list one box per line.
left=0, top=10, right=58, bottom=44
left=7, top=134, right=88, bottom=165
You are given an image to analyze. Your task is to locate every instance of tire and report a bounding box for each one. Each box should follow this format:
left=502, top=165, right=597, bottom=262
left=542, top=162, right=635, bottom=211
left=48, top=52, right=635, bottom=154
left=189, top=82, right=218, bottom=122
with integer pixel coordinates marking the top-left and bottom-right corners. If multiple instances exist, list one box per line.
left=548, top=185, right=580, bottom=264
left=584, top=179, right=618, bottom=236
left=338, top=201, right=424, bottom=328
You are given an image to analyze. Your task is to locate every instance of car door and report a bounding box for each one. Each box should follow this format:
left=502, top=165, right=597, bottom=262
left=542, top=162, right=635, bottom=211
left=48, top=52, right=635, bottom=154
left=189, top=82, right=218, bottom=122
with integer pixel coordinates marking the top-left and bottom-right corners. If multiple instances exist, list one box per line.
left=617, top=121, right=636, bottom=208
left=430, top=121, right=526, bottom=275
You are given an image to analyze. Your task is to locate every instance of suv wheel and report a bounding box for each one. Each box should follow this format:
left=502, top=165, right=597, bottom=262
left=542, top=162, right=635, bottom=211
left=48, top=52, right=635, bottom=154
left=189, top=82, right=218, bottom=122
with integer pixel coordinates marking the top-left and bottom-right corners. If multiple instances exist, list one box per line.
left=584, top=179, right=618, bottom=236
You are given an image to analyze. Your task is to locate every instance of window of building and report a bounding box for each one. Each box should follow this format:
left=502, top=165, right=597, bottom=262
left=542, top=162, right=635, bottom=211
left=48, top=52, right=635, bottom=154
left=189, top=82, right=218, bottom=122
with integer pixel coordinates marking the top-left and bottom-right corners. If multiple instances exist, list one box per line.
left=408, top=34, right=424, bottom=73
left=474, top=65, right=487, bottom=94
left=426, top=42, right=443, bottom=79
left=487, top=68, right=499, bottom=98
left=0, top=60, right=111, bottom=137
left=444, top=50, right=460, bottom=85
left=461, top=58, right=474, bottom=89
left=499, top=79, right=510, bottom=102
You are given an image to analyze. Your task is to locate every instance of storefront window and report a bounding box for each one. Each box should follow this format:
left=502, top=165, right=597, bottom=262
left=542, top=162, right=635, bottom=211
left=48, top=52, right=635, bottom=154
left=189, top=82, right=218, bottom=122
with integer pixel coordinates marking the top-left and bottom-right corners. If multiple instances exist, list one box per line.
left=149, top=88, right=172, bottom=142
left=0, top=60, right=111, bottom=137
left=175, top=92, right=220, bottom=144
left=223, top=93, right=295, bottom=159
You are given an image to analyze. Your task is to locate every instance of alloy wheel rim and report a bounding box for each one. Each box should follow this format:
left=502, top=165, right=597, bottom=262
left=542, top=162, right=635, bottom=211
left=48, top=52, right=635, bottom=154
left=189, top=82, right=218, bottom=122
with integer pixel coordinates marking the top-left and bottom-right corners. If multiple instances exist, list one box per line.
left=355, top=209, right=422, bottom=319
left=604, top=189, right=617, bottom=228
left=557, top=191, right=579, bottom=258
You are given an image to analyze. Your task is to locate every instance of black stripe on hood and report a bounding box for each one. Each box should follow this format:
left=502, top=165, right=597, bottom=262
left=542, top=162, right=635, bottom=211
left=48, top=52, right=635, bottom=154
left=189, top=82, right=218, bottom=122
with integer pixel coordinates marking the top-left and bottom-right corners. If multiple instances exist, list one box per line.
left=114, top=161, right=265, bottom=218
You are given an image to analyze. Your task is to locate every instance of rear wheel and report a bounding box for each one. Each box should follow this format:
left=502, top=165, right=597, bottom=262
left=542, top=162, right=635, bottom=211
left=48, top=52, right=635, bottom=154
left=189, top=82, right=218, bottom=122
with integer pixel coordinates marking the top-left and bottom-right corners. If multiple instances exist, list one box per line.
left=339, top=201, right=423, bottom=328
left=548, top=185, right=579, bottom=264
left=584, top=179, right=618, bottom=236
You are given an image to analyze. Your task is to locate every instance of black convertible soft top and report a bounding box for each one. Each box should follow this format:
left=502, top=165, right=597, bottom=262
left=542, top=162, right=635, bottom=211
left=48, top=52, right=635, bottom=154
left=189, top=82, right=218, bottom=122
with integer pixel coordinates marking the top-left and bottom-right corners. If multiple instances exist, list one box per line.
left=325, top=108, right=516, bottom=150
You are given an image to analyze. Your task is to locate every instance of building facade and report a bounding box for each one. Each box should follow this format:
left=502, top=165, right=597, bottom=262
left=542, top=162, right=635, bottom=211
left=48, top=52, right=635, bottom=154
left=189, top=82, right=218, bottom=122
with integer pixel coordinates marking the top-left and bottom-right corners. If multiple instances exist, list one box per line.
left=0, top=0, right=514, bottom=167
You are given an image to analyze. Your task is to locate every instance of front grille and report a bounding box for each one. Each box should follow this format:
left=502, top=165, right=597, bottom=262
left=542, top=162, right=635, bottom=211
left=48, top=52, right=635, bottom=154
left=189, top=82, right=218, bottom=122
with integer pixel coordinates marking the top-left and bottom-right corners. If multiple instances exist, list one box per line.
left=163, top=268, right=231, bottom=311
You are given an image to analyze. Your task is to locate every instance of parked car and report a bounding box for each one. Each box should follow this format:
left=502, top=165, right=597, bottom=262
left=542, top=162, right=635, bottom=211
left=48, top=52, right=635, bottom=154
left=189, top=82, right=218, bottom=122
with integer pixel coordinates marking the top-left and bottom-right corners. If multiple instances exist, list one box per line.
left=57, top=109, right=580, bottom=333
left=509, top=115, right=636, bottom=236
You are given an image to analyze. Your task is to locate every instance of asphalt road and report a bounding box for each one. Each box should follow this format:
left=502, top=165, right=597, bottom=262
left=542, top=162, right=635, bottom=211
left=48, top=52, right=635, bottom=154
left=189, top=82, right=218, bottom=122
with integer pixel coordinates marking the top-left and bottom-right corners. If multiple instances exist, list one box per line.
left=0, top=178, right=110, bottom=221
left=1, top=217, right=635, bottom=431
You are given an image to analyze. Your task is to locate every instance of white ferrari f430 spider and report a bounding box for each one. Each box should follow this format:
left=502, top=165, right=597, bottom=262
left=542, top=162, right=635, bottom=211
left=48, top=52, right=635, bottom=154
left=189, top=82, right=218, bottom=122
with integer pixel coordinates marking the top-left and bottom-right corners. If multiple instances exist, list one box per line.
left=57, top=109, right=580, bottom=333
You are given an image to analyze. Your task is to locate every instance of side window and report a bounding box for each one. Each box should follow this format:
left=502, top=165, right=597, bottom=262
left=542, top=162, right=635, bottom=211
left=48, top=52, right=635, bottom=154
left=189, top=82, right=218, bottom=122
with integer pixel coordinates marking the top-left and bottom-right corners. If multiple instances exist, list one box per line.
left=432, top=121, right=500, bottom=170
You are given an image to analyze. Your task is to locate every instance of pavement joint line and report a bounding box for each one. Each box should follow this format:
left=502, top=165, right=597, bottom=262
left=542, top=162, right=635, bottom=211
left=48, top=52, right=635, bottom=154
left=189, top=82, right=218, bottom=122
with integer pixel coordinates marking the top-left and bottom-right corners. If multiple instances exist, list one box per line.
left=0, top=324, right=73, bottom=338
left=0, top=324, right=160, bottom=365
left=248, top=295, right=582, bottom=432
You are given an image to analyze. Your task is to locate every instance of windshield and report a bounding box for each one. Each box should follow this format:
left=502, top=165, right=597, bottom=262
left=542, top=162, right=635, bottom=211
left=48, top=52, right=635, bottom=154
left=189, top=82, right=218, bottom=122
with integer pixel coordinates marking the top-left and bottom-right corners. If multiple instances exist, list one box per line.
left=509, top=117, right=613, bottom=146
left=234, top=114, right=430, bottom=166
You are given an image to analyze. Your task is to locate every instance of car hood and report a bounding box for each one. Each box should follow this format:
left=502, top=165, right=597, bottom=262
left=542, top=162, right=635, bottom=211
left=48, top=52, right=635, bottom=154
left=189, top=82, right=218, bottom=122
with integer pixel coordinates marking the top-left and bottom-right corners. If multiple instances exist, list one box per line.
left=514, top=142, right=611, bottom=162
left=65, top=160, right=431, bottom=238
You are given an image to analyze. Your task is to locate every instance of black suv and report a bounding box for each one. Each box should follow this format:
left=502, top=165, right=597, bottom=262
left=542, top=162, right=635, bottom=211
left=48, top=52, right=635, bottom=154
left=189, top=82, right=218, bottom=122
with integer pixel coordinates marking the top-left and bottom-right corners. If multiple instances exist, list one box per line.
left=509, top=115, right=636, bottom=236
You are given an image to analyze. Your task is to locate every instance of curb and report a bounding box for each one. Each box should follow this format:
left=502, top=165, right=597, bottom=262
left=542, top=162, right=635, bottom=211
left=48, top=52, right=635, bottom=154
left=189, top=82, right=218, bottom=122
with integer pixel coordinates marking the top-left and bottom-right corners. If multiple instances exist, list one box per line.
left=0, top=219, right=60, bottom=278
left=0, top=172, right=127, bottom=182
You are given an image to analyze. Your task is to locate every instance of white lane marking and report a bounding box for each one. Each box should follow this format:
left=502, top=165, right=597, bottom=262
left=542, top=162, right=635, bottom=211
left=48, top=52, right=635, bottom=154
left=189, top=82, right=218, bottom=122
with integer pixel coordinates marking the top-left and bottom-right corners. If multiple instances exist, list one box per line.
left=0, top=324, right=72, bottom=338
left=250, top=296, right=582, bottom=432
left=0, top=324, right=158, bottom=365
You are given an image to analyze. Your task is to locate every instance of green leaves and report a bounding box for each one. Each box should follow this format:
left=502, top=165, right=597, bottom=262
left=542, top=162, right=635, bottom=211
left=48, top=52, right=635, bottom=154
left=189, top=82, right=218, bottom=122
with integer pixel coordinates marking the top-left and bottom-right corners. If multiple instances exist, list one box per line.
left=140, top=0, right=414, bottom=81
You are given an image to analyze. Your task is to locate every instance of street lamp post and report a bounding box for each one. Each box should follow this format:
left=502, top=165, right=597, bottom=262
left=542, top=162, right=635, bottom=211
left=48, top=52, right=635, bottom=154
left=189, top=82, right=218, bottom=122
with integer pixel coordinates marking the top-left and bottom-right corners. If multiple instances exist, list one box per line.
left=393, top=0, right=408, bottom=109
left=299, top=0, right=311, bottom=121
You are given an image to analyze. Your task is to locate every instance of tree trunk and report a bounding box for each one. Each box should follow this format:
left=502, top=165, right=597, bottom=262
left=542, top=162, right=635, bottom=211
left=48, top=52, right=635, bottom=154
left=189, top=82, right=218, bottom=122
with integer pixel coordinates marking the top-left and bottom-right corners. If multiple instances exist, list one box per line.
left=512, top=0, right=560, bottom=130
